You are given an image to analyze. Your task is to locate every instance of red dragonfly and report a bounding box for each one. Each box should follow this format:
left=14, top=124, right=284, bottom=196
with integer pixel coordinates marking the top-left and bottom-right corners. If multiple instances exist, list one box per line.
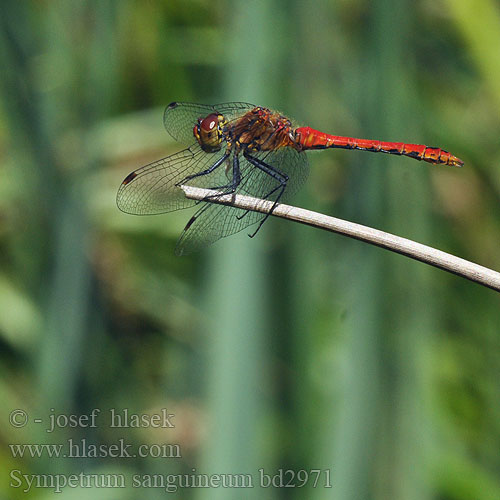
left=117, top=102, right=463, bottom=255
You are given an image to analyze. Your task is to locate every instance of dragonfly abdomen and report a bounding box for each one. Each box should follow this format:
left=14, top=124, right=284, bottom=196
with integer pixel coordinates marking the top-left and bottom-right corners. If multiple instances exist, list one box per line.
left=294, top=127, right=463, bottom=167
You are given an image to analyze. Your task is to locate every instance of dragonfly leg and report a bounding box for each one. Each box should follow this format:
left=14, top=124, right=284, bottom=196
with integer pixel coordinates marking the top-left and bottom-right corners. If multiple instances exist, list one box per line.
left=243, top=152, right=289, bottom=237
left=175, top=152, right=230, bottom=187
left=203, top=152, right=242, bottom=199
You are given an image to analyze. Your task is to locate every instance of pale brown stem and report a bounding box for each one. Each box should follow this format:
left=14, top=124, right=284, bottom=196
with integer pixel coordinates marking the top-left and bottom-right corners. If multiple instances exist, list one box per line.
left=180, top=185, right=500, bottom=293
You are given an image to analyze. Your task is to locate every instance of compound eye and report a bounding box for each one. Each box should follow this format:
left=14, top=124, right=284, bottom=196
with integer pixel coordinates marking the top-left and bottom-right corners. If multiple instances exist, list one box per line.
left=200, top=113, right=219, bottom=132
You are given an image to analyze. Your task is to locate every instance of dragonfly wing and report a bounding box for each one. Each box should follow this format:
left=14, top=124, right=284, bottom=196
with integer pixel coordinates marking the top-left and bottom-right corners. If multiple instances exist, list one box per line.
left=239, top=147, right=309, bottom=202
left=163, top=101, right=256, bottom=145
left=173, top=147, right=309, bottom=255
left=116, top=145, right=229, bottom=215
left=174, top=202, right=265, bottom=256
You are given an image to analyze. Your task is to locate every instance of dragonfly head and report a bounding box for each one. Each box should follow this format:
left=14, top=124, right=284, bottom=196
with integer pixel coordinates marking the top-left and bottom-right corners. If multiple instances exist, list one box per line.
left=193, top=113, right=227, bottom=152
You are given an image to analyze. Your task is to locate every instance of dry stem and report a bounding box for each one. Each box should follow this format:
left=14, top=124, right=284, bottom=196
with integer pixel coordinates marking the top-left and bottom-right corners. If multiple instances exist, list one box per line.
left=180, top=185, right=500, bottom=293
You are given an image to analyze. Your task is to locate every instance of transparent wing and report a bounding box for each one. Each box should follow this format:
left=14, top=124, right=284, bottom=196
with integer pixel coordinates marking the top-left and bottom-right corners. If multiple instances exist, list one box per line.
left=174, top=147, right=309, bottom=255
left=163, top=101, right=256, bottom=145
left=175, top=202, right=265, bottom=256
left=116, top=144, right=229, bottom=215
left=240, top=146, right=310, bottom=202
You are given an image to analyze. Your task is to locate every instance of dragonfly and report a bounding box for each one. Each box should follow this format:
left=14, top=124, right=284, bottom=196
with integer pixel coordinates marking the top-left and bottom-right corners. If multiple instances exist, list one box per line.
left=117, top=102, right=463, bottom=255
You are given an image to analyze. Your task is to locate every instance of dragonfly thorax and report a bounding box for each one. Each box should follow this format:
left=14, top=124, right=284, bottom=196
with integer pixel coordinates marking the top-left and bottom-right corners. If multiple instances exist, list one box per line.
left=231, top=107, right=296, bottom=153
left=193, top=113, right=228, bottom=152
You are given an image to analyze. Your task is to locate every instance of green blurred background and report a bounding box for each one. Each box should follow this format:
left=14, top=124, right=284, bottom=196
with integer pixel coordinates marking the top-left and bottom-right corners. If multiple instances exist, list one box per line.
left=1, top=0, right=500, bottom=498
